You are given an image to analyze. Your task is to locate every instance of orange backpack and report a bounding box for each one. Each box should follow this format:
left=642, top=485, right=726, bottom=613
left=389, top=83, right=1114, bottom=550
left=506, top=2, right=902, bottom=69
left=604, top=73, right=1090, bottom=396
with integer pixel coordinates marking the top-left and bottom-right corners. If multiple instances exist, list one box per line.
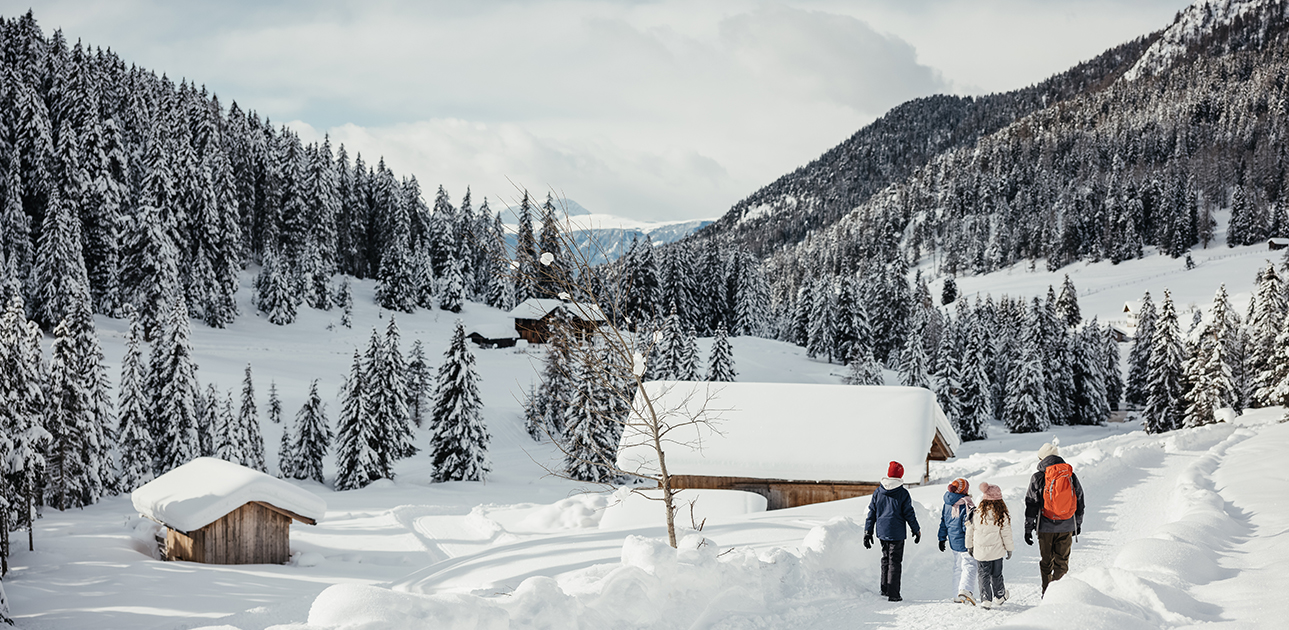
left=1041, top=463, right=1078, bottom=521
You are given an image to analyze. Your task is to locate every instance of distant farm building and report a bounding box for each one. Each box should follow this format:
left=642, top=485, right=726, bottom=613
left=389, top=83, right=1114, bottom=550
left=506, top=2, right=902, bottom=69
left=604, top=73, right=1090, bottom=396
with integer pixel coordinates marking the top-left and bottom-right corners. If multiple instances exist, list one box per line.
left=616, top=382, right=959, bottom=510
left=467, top=323, right=520, bottom=349
left=509, top=298, right=607, bottom=344
left=1269, top=237, right=1289, bottom=251
left=132, top=458, right=325, bottom=565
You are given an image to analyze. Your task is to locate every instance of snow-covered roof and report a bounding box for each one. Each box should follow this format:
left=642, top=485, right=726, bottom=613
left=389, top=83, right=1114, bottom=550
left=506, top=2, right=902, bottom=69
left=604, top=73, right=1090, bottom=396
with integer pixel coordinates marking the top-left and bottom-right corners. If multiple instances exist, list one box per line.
left=468, top=323, right=520, bottom=340
left=616, top=382, right=957, bottom=484
left=1269, top=238, right=1289, bottom=246
left=508, top=298, right=607, bottom=323
left=131, top=457, right=326, bottom=532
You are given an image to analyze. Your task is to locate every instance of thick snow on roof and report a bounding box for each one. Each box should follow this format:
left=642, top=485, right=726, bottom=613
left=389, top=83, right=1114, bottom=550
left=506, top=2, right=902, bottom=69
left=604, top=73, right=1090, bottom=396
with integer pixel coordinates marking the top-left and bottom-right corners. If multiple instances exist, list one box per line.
left=468, top=323, right=520, bottom=340
left=131, top=457, right=326, bottom=532
left=616, top=382, right=956, bottom=483
left=508, top=298, right=607, bottom=322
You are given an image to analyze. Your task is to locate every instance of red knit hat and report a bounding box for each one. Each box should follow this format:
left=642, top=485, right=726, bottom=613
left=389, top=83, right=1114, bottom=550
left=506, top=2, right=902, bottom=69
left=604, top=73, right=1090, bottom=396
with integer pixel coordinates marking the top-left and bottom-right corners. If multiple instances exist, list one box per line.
left=888, top=461, right=904, bottom=479
left=948, top=478, right=969, bottom=494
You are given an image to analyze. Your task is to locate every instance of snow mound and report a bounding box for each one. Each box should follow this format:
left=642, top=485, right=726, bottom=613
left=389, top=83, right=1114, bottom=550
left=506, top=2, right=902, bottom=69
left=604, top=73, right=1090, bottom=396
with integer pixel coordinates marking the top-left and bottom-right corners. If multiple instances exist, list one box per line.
left=598, top=487, right=767, bottom=530
left=131, top=457, right=326, bottom=532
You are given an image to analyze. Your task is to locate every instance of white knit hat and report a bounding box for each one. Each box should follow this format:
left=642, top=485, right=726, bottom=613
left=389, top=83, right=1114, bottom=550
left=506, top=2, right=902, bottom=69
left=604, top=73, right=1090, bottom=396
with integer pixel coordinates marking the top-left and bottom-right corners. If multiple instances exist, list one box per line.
left=1037, top=440, right=1060, bottom=460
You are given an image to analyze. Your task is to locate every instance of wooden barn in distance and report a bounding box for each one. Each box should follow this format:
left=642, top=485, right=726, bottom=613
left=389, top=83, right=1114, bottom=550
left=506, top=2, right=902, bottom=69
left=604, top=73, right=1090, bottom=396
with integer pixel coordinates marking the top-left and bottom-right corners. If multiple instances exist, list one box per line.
left=132, top=458, right=326, bottom=565
left=616, top=382, right=959, bottom=510
left=509, top=298, right=607, bottom=344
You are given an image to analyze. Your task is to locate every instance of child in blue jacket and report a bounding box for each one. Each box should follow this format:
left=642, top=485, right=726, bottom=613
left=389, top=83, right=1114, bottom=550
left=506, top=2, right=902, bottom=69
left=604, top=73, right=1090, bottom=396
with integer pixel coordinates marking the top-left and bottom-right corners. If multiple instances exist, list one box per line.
left=864, top=460, right=921, bottom=602
left=938, top=477, right=978, bottom=605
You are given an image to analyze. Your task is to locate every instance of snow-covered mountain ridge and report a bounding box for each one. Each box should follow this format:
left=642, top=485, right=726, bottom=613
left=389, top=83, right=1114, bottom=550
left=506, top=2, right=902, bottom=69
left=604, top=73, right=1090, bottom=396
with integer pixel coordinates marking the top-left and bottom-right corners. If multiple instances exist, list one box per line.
left=1124, top=0, right=1284, bottom=80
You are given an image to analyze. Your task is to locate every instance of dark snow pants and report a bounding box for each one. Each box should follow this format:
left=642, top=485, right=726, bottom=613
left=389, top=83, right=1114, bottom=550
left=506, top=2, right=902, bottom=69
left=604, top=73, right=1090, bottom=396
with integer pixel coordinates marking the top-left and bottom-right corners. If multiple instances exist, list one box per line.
left=880, top=540, right=905, bottom=599
left=976, top=558, right=1005, bottom=602
left=1038, top=531, right=1073, bottom=594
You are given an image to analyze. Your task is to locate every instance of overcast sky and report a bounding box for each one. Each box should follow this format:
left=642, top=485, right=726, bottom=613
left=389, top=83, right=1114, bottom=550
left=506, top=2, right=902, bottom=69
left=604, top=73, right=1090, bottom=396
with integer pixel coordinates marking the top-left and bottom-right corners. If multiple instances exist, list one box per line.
left=22, top=0, right=1192, bottom=222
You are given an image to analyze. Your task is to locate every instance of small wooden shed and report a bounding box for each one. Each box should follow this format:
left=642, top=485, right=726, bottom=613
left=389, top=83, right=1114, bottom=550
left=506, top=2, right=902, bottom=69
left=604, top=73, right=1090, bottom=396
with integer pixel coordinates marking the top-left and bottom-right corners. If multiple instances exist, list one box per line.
left=467, top=323, right=520, bottom=349
left=509, top=298, right=606, bottom=344
left=132, top=457, right=326, bottom=565
left=616, top=382, right=959, bottom=510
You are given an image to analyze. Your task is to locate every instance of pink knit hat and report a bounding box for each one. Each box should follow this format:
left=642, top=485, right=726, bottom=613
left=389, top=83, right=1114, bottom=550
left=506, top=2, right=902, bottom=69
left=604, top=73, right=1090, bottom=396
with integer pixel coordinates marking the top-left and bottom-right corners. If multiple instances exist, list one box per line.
left=978, top=482, right=1003, bottom=501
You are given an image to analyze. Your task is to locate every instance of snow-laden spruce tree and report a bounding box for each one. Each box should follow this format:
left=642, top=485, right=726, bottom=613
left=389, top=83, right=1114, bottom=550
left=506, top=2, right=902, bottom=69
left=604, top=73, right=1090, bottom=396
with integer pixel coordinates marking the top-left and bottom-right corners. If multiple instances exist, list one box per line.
left=1056, top=274, right=1081, bottom=328
left=46, top=317, right=93, bottom=510
left=0, top=297, right=49, bottom=556
left=898, top=319, right=931, bottom=389
left=1249, top=263, right=1286, bottom=406
left=678, top=327, right=701, bottom=381
left=1144, top=291, right=1186, bottom=434
left=526, top=310, right=575, bottom=440
left=843, top=344, right=883, bottom=386
left=407, top=339, right=433, bottom=427
left=254, top=249, right=297, bottom=325
left=1068, top=321, right=1109, bottom=425
left=197, top=383, right=219, bottom=457
left=268, top=381, right=282, bottom=424
left=429, top=321, right=489, bottom=482
left=284, top=379, right=332, bottom=483
left=369, top=318, right=418, bottom=469
left=154, top=299, right=202, bottom=473
left=1103, top=322, right=1124, bottom=411
left=655, top=304, right=684, bottom=380
left=1004, top=306, right=1050, bottom=434
left=116, top=305, right=153, bottom=490
left=32, top=185, right=91, bottom=331
left=337, top=276, right=354, bottom=328
left=806, top=278, right=835, bottom=361
left=562, top=343, right=625, bottom=483
left=707, top=326, right=737, bottom=382
left=439, top=256, right=465, bottom=313
left=1125, top=291, right=1157, bottom=408
left=237, top=364, right=267, bottom=471
left=334, top=347, right=383, bottom=490
left=932, top=321, right=962, bottom=431
left=1184, top=342, right=1233, bottom=428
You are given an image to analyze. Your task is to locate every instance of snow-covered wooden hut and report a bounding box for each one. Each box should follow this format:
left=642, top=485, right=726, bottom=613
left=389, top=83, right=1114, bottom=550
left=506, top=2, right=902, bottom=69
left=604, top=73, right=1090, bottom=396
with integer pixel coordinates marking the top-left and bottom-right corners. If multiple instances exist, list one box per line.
left=616, top=382, right=959, bottom=510
left=132, top=458, right=326, bottom=565
left=467, top=323, right=520, bottom=349
left=509, top=298, right=607, bottom=344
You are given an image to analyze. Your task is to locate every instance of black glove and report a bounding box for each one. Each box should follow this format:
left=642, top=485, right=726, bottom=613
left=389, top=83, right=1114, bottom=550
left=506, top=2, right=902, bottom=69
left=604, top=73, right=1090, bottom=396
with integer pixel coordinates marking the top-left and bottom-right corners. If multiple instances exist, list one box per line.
left=938, top=540, right=946, bottom=552
left=1076, top=525, right=1081, bottom=537
left=1006, top=550, right=1012, bottom=560
left=913, top=531, right=921, bottom=544
left=863, top=532, right=873, bottom=549
left=1024, top=530, right=1034, bottom=546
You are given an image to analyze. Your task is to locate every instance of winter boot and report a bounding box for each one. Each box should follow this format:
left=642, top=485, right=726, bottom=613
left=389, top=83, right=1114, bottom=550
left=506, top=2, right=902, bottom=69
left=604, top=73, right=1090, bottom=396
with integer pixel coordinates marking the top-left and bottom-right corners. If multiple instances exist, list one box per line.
left=980, top=599, right=993, bottom=609
left=958, top=590, right=976, bottom=606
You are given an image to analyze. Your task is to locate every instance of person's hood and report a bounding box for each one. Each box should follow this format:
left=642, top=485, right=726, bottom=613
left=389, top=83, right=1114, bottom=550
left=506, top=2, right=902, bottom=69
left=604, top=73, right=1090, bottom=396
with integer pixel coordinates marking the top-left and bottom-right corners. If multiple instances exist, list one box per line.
left=943, top=491, right=968, bottom=506
left=881, top=477, right=904, bottom=490
left=1037, top=454, right=1067, bottom=471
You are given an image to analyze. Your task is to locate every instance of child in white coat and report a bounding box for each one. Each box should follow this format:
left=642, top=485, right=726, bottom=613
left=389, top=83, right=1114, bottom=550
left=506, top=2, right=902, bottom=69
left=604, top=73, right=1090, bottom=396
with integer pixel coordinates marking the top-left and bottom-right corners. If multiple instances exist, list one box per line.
left=965, top=481, right=1014, bottom=609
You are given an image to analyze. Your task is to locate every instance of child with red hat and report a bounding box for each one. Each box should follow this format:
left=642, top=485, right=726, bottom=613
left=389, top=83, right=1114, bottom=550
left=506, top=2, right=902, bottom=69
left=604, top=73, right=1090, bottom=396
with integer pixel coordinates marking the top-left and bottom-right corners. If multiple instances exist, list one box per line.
left=938, top=478, right=978, bottom=604
left=864, top=460, right=922, bottom=602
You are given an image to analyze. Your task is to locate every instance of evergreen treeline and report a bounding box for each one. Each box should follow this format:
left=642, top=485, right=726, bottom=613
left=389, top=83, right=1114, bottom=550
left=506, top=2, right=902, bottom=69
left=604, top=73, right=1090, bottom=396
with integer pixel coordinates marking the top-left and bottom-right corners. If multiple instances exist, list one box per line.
left=0, top=11, right=515, bottom=334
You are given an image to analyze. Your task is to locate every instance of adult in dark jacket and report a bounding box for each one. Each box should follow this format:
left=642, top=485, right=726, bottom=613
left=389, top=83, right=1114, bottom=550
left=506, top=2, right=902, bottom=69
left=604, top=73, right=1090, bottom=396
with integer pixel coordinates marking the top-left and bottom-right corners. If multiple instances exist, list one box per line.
left=864, top=461, right=921, bottom=602
left=1023, top=441, right=1085, bottom=595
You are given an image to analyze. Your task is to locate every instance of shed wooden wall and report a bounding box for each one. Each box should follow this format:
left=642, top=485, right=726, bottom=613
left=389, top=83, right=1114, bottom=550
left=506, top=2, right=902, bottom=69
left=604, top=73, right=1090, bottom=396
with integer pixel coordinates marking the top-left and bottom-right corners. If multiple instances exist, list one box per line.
left=165, top=501, right=292, bottom=565
left=669, top=475, right=880, bottom=510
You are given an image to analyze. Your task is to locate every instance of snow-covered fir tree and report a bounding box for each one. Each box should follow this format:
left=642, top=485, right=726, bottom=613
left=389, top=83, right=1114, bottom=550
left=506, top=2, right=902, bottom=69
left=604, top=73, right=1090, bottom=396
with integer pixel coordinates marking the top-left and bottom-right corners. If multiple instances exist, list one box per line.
left=842, top=345, right=884, bottom=386
left=1144, top=291, right=1186, bottom=434
left=0, top=297, right=49, bottom=546
left=198, top=383, right=219, bottom=457
left=254, top=249, right=297, bottom=325
left=1184, top=342, right=1233, bottom=428
left=1056, top=274, right=1081, bottom=327
left=116, top=305, right=152, bottom=490
left=283, top=380, right=331, bottom=483
left=45, top=318, right=93, bottom=510
left=407, top=339, right=433, bottom=427
left=1248, top=263, right=1286, bottom=406
left=334, top=349, right=382, bottom=490
left=956, top=318, right=992, bottom=441
left=1103, top=323, right=1124, bottom=412
left=439, top=256, right=464, bottom=313
left=1125, top=291, right=1157, bottom=408
left=706, top=326, right=737, bottom=382
left=526, top=312, right=575, bottom=439
left=268, top=381, right=283, bottom=424
left=235, top=364, right=267, bottom=471
left=429, top=321, right=489, bottom=482
left=1004, top=306, right=1050, bottom=434
left=655, top=304, right=685, bottom=380
left=154, top=299, right=202, bottom=473
left=898, top=320, right=931, bottom=389
left=941, top=276, right=958, bottom=305
left=932, top=322, right=962, bottom=431
left=368, top=318, right=418, bottom=469
left=337, top=277, right=354, bottom=328
left=562, top=342, right=625, bottom=483
left=1068, top=320, right=1109, bottom=425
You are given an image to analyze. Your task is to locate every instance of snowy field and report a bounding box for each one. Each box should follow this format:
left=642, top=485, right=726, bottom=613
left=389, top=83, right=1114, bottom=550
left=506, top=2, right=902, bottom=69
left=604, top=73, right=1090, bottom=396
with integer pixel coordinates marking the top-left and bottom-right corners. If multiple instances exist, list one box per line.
left=5, top=243, right=1286, bottom=629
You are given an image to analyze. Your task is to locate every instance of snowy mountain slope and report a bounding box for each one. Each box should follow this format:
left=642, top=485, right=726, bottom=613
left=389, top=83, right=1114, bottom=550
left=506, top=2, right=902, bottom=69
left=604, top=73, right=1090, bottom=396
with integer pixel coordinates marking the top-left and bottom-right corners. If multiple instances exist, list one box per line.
left=499, top=200, right=714, bottom=263
left=1123, top=0, right=1284, bottom=81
